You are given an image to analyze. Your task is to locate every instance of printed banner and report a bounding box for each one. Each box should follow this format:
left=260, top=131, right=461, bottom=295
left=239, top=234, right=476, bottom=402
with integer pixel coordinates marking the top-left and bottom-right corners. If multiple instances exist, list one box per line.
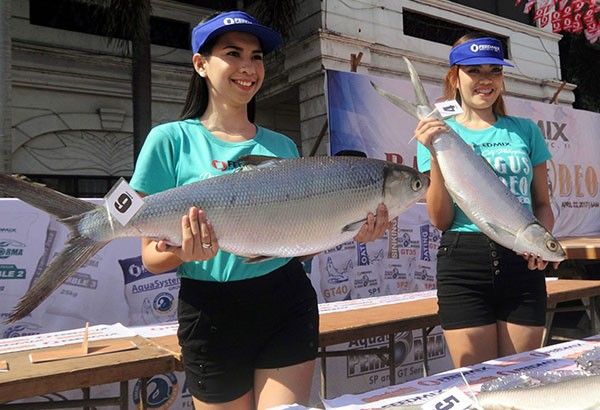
left=326, top=69, right=600, bottom=237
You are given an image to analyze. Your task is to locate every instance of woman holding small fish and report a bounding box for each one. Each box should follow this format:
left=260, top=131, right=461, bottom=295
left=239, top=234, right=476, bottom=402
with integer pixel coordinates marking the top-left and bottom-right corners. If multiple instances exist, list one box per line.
left=129, top=10, right=389, bottom=410
left=414, top=34, right=559, bottom=368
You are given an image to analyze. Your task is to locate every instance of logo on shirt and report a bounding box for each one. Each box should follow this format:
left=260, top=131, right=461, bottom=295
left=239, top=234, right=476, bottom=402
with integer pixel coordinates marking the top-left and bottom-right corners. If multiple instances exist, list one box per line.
left=211, top=159, right=244, bottom=172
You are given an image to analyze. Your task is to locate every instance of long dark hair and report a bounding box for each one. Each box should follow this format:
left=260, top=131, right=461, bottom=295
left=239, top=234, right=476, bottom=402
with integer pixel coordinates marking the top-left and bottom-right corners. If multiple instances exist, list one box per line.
left=443, top=33, right=507, bottom=116
left=179, top=12, right=257, bottom=122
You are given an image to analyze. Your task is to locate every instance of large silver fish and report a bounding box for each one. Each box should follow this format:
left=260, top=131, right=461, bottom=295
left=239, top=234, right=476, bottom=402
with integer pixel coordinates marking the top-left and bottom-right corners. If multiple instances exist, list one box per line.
left=371, top=57, right=565, bottom=262
left=389, top=374, right=600, bottom=409
left=0, top=155, right=428, bottom=322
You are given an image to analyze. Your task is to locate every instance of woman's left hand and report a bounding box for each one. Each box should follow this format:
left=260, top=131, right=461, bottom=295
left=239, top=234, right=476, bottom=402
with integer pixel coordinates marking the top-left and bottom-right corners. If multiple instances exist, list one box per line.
left=522, top=252, right=561, bottom=271
left=354, top=203, right=391, bottom=243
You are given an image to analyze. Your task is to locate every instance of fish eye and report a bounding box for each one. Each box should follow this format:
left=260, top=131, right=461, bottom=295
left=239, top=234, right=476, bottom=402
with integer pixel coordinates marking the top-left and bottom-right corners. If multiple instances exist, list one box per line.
left=411, top=177, right=422, bottom=191
left=546, top=240, right=558, bottom=251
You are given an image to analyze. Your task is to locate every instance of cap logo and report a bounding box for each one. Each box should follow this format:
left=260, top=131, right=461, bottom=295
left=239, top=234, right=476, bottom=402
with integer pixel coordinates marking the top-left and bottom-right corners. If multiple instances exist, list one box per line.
left=223, top=17, right=252, bottom=25
left=469, top=43, right=500, bottom=53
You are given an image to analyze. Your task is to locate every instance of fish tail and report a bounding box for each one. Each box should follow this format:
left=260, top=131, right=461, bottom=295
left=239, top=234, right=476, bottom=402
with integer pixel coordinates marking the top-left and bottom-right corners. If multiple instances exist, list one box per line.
left=7, top=237, right=108, bottom=323
left=0, top=174, right=109, bottom=323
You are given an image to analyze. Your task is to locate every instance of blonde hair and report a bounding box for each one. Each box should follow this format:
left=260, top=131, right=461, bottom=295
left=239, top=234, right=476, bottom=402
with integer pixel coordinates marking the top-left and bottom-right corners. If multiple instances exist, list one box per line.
left=443, top=33, right=507, bottom=116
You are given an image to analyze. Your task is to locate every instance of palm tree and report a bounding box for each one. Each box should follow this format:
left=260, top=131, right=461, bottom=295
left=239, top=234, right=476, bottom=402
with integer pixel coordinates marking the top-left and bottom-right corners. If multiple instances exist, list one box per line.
left=0, top=1, right=11, bottom=172
left=95, top=0, right=299, bottom=162
left=91, top=0, right=152, bottom=164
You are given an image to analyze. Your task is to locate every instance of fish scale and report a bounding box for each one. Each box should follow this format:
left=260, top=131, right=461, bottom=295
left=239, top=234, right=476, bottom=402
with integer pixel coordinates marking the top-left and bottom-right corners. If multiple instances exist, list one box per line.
left=0, top=155, right=428, bottom=322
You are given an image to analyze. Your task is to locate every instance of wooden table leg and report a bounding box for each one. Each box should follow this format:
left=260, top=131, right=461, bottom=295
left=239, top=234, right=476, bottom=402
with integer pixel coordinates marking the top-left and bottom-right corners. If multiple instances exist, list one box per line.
left=320, top=347, right=328, bottom=400
left=543, top=303, right=556, bottom=346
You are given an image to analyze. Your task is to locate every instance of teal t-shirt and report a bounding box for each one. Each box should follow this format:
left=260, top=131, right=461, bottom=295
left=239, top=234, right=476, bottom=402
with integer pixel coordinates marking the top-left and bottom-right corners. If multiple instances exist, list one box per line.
left=417, top=115, right=551, bottom=232
left=129, top=119, right=300, bottom=282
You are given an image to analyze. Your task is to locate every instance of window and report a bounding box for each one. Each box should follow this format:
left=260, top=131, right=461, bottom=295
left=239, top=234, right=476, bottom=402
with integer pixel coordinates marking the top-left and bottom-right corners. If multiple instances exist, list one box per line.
left=403, top=9, right=510, bottom=58
left=29, top=0, right=191, bottom=50
left=25, top=175, right=123, bottom=198
left=447, top=0, right=534, bottom=26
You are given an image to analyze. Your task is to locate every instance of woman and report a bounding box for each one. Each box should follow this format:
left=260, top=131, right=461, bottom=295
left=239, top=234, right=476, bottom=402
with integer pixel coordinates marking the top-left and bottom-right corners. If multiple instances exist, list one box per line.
left=129, top=11, right=389, bottom=410
left=415, top=34, right=558, bottom=367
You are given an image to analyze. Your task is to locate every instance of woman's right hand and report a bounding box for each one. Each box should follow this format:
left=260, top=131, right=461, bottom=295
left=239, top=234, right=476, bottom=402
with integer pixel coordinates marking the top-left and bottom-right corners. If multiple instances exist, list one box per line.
left=415, top=117, right=450, bottom=147
left=155, top=207, right=219, bottom=262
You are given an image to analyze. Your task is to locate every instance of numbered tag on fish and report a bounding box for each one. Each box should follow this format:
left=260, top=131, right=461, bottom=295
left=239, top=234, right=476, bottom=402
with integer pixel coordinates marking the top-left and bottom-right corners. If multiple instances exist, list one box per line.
left=421, top=387, right=475, bottom=410
left=434, top=100, right=463, bottom=118
left=104, top=178, right=144, bottom=226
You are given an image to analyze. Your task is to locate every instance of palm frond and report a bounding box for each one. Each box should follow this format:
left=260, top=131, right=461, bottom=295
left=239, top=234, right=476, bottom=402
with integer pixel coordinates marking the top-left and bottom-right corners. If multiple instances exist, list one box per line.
left=83, top=0, right=152, bottom=55
left=248, top=0, right=299, bottom=39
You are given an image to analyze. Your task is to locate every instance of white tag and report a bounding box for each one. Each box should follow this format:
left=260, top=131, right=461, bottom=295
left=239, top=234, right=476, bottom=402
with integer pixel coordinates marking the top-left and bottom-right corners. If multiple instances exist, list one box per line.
left=434, top=100, right=463, bottom=118
left=104, top=178, right=144, bottom=226
left=421, top=386, right=475, bottom=410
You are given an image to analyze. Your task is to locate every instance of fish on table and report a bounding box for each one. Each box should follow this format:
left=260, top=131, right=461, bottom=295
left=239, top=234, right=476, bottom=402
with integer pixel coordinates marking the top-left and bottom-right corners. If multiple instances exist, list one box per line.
left=388, top=373, right=600, bottom=409
left=0, top=155, right=429, bottom=322
left=370, top=57, right=565, bottom=264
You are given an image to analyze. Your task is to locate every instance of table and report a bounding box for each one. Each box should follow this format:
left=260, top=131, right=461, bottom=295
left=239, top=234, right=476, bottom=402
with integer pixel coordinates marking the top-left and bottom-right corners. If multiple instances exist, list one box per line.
left=559, top=235, right=600, bottom=260
left=2, top=281, right=599, bottom=405
left=318, top=279, right=600, bottom=398
left=0, top=336, right=178, bottom=409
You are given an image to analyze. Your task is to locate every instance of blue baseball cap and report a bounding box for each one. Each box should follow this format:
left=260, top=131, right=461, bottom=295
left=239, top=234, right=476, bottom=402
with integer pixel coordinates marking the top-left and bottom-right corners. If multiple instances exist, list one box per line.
left=449, top=37, right=514, bottom=67
left=191, top=11, right=283, bottom=54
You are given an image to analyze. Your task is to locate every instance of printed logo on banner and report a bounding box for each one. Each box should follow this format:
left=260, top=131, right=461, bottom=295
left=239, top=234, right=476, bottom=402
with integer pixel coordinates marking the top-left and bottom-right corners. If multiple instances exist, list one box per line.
left=398, top=229, right=419, bottom=256
left=346, top=331, right=441, bottom=385
left=388, top=217, right=399, bottom=258
left=537, top=119, right=570, bottom=148
left=324, top=256, right=351, bottom=284
left=153, top=292, right=175, bottom=315
left=2, top=322, right=42, bottom=338
left=420, top=225, right=431, bottom=262
left=357, top=242, right=370, bottom=266
left=63, top=273, right=98, bottom=289
left=546, top=158, right=599, bottom=208
left=413, top=332, right=446, bottom=363
left=0, top=264, right=26, bottom=279
left=0, top=240, right=25, bottom=259
left=133, top=373, right=178, bottom=409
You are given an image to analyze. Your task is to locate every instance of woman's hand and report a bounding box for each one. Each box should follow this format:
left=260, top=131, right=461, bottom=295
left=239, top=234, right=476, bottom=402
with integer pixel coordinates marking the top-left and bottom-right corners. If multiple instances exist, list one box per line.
left=521, top=252, right=561, bottom=271
left=354, top=203, right=391, bottom=243
left=415, top=117, right=450, bottom=147
left=155, top=207, right=219, bottom=262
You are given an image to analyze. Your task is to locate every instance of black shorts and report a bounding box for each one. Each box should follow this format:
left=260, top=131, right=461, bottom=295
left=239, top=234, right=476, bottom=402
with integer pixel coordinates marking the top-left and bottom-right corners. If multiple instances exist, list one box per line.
left=177, top=259, right=319, bottom=403
left=436, top=232, right=547, bottom=330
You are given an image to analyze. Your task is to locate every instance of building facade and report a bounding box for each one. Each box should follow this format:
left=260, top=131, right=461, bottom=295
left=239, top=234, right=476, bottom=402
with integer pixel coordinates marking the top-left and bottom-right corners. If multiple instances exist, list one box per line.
left=2, top=0, right=574, bottom=195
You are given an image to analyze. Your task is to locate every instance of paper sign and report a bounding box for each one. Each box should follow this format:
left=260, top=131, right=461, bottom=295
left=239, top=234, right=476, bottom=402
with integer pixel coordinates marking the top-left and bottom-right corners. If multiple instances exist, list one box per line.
left=434, top=100, right=463, bottom=118
left=421, top=386, right=475, bottom=410
left=104, top=178, right=144, bottom=226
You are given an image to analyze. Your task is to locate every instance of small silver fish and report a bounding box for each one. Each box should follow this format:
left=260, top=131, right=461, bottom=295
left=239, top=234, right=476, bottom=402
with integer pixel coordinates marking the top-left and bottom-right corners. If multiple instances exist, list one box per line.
left=371, top=57, right=565, bottom=263
left=0, top=156, right=428, bottom=322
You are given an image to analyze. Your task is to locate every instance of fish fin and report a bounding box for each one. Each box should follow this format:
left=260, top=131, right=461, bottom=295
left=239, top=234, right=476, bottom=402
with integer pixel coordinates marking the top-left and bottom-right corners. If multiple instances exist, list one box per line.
left=7, top=237, right=109, bottom=323
left=236, top=155, right=285, bottom=171
left=342, top=218, right=367, bottom=233
left=402, top=57, right=433, bottom=109
left=243, top=255, right=278, bottom=264
left=0, top=174, right=96, bottom=218
left=484, top=222, right=513, bottom=237
left=370, top=81, right=421, bottom=120
left=0, top=174, right=107, bottom=323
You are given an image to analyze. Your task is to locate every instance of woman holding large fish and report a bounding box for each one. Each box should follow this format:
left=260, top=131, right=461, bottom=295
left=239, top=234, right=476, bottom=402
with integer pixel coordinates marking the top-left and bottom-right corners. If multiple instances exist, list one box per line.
left=129, top=11, right=390, bottom=410
left=414, top=34, right=559, bottom=368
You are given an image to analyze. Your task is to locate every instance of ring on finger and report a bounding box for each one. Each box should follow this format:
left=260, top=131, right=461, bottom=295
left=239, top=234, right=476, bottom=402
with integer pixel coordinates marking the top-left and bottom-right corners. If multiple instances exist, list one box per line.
left=201, top=242, right=212, bottom=249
